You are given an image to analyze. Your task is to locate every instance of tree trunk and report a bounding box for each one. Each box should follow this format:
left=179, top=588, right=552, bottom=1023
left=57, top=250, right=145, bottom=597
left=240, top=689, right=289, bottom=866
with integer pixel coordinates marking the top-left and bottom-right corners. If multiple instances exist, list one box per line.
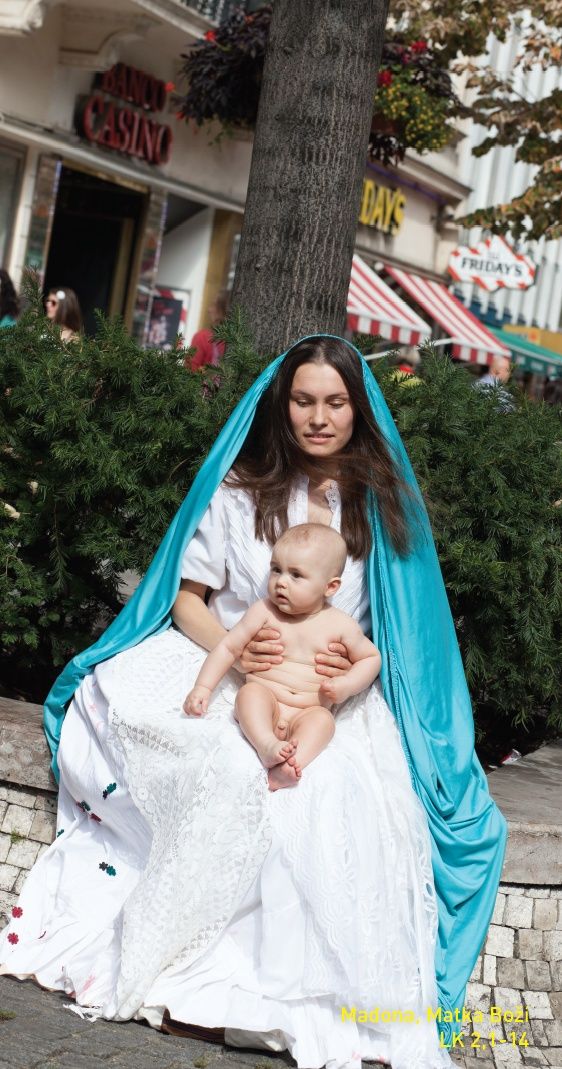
left=230, top=0, right=390, bottom=354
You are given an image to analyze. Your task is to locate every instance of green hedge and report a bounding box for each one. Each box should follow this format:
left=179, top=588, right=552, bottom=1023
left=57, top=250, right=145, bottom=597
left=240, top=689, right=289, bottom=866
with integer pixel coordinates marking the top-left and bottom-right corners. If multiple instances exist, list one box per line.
left=1, top=304, right=560, bottom=757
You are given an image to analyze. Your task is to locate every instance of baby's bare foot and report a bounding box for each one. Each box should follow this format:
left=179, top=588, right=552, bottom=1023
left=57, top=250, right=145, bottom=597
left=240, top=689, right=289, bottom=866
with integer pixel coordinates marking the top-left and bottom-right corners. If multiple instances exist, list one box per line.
left=268, top=756, right=302, bottom=791
left=257, top=738, right=297, bottom=769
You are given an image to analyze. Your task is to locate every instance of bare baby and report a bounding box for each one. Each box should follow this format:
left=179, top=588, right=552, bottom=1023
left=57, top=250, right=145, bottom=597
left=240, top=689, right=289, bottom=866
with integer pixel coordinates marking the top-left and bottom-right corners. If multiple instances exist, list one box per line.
left=184, top=523, right=381, bottom=790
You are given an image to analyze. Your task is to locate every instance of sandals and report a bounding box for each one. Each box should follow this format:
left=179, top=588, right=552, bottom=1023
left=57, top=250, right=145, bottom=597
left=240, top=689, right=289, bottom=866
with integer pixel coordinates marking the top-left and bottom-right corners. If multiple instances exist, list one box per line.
left=161, top=1010, right=226, bottom=1044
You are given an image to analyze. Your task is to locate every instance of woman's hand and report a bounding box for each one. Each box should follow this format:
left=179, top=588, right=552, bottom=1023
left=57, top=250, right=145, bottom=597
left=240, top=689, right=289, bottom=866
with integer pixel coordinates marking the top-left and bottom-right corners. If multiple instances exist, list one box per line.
left=315, top=642, right=352, bottom=677
left=238, top=628, right=284, bottom=674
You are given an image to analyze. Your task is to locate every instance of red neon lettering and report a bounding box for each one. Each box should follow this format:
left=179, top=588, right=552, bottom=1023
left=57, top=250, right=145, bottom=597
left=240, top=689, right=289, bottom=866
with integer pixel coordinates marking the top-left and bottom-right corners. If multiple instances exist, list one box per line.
left=154, top=125, right=173, bottom=164
left=82, top=95, right=103, bottom=141
left=117, top=108, right=132, bottom=152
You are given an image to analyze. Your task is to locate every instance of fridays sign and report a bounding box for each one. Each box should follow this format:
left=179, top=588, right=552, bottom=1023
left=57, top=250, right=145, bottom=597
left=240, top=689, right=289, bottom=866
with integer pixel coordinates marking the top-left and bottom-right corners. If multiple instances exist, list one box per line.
left=448, top=234, right=536, bottom=292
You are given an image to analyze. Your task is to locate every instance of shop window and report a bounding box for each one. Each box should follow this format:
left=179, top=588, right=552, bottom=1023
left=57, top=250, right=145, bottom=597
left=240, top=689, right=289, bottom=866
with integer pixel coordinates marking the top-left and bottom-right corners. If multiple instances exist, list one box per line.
left=0, top=141, right=25, bottom=266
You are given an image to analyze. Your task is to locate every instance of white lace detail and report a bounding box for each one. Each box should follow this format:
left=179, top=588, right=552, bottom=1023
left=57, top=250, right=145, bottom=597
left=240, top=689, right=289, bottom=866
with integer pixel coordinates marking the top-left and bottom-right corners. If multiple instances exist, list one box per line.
left=102, top=630, right=271, bottom=1020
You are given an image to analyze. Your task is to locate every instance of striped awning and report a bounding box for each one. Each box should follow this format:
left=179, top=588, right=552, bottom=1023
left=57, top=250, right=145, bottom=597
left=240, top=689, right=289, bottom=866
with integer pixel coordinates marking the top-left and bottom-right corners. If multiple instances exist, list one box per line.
left=385, top=265, right=511, bottom=365
left=347, top=255, right=431, bottom=346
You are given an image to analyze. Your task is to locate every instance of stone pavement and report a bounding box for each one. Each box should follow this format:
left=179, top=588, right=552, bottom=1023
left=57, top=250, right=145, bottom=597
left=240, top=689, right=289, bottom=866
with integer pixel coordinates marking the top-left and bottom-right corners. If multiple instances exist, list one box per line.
left=0, top=975, right=295, bottom=1069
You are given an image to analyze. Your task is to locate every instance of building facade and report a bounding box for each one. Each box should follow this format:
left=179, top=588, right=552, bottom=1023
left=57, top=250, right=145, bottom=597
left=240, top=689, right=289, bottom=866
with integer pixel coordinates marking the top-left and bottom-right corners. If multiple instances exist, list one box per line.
left=0, top=0, right=253, bottom=343
left=456, top=26, right=562, bottom=338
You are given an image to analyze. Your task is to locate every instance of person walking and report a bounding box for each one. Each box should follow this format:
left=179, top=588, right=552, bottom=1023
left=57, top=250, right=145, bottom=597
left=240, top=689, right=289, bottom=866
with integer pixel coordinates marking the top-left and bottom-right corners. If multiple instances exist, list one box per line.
left=45, top=287, right=83, bottom=341
left=188, top=291, right=228, bottom=369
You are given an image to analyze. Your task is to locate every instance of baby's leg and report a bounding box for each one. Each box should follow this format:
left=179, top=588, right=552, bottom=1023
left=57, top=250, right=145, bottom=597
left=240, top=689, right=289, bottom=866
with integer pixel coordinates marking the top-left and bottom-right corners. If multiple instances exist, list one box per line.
left=235, top=683, right=298, bottom=770
left=267, top=706, right=334, bottom=791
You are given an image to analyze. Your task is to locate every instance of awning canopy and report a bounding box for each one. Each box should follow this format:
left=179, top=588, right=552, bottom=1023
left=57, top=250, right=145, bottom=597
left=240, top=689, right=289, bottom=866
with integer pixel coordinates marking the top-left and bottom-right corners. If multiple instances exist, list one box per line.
left=385, top=264, right=511, bottom=365
left=347, top=255, right=431, bottom=346
left=491, top=327, right=562, bottom=379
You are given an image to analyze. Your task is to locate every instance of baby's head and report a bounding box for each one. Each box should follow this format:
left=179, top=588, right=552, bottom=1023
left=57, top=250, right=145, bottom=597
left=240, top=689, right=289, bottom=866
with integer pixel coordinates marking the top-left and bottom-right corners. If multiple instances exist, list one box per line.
left=268, top=523, right=347, bottom=616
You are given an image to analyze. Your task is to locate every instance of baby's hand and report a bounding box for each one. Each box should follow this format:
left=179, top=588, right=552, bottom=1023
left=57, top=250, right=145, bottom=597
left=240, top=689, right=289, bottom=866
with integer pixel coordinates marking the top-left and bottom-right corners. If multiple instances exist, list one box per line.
left=183, top=686, right=211, bottom=717
left=319, top=678, right=347, bottom=707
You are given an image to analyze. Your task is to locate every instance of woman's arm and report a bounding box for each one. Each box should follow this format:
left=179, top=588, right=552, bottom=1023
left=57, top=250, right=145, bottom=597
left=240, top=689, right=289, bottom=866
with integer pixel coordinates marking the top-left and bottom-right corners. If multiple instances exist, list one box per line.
left=172, top=579, right=226, bottom=651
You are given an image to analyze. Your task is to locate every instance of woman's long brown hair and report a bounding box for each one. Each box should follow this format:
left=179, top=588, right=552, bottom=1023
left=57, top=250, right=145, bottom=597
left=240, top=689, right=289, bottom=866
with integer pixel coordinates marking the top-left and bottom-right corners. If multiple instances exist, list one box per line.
left=227, top=337, right=412, bottom=559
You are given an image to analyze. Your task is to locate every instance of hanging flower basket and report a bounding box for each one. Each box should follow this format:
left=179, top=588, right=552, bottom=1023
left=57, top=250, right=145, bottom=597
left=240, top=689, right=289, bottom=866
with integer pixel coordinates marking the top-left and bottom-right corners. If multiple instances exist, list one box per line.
left=175, top=8, right=460, bottom=163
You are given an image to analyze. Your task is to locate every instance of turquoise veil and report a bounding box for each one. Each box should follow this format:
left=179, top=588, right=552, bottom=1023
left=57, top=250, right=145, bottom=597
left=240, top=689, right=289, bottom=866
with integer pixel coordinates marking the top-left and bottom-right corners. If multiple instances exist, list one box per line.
left=44, top=334, right=506, bottom=1031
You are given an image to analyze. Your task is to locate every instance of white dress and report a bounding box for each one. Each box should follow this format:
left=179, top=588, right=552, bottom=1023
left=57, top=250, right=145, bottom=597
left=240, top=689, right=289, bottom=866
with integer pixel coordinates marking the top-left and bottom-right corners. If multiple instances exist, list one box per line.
left=0, top=478, right=452, bottom=1069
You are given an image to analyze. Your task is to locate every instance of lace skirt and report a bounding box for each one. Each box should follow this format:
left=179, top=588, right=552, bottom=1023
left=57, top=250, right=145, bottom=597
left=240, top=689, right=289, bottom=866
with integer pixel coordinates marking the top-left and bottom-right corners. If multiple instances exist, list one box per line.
left=0, top=628, right=452, bottom=1069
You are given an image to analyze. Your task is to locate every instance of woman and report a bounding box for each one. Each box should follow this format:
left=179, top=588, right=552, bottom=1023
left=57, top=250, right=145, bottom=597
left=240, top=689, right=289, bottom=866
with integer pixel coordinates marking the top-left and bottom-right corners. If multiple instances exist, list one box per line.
left=0, top=268, right=19, bottom=327
left=0, top=336, right=505, bottom=1069
left=45, top=287, right=83, bottom=341
left=188, top=290, right=228, bottom=369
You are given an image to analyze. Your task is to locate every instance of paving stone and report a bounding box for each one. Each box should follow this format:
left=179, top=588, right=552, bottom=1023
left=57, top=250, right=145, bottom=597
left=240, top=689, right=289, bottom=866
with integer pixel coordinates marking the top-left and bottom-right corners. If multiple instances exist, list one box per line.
left=544, top=1054, right=562, bottom=1068
left=484, top=955, right=497, bottom=986
left=557, top=901, right=562, bottom=930
left=526, top=890, right=551, bottom=899
left=6, top=837, right=40, bottom=869
left=466, top=982, right=492, bottom=1015
left=14, top=868, right=27, bottom=894
left=505, top=896, right=534, bottom=929
left=492, top=893, right=507, bottom=925
left=497, top=957, right=525, bottom=988
left=521, top=1051, right=549, bottom=1067
left=34, top=793, right=58, bottom=813
left=502, top=886, right=525, bottom=897
left=0, top=800, right=7, bottom=825
left=470, top=956, right=483, bottom=982
left=0, top=831, right=10, bottom=863
left=4, top=786, right=37, bottom=807
left=531, top=1018, right=549, bottom=1046
left=549, top=992, right=562, bottom=1018
left=518, top=930, right=544, bottom=960
left=523, top=991, right=553, bottom=1020
left=533, top=899, right=558, bottom=930
left=29, top=807, right=56, bottom=844
left=544, top=1021, right=562, bottom=1046
left=492, top=987, right=526, bottom=1018
left=491, top=1046, right=523, bottom=1067
left=487, top=925, right=515, bottom=958
left=0, top=804, right=34, bottom=837
left=0, top=863, right=19, bottom=892
left=543, top=931, right=562, bottom=962
left=525, top=961, right=552, bottom=991
left=0, top=888, right=17, bottom=922
left=551, top=960, right=562, bottom=987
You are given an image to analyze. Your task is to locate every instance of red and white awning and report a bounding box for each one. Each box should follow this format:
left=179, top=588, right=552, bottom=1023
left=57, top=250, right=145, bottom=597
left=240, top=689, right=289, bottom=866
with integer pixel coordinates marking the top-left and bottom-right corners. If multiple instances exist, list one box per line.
left=347, top=255, right=431, bottom=346
left=385, top=264, right=511, bottom=365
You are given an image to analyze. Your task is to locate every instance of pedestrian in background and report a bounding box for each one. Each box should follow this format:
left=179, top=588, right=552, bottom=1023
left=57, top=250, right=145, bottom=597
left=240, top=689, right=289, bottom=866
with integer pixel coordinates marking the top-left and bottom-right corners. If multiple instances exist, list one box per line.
left=474, top=353, right=514, bottom=411
left=0, top=269, right=19, bottom=327
left=45, top=287, right=83, bottom=342
left=187, top=290, right=228, bottom=370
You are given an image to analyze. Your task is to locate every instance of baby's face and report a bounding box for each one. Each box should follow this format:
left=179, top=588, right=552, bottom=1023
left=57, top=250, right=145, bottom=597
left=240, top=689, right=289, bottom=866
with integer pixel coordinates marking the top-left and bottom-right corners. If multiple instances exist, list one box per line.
left=267, top=542, right=333, bottom=616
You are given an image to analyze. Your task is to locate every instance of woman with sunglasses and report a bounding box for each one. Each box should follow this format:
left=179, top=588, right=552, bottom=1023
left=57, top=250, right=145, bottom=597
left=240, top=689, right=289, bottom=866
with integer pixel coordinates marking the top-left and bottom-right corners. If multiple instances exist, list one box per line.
left=45, top=287, right=83, bottom=341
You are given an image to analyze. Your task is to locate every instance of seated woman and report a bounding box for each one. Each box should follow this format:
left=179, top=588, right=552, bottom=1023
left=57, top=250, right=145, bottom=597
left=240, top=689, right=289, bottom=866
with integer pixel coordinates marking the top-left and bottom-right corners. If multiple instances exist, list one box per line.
left=0, top=336, right=506, bottom=1069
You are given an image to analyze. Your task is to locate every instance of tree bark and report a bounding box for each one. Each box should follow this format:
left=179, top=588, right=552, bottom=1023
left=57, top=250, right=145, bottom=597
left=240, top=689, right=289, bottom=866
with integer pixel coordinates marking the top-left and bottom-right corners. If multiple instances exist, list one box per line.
left=230, top=0, right=390, bottom=354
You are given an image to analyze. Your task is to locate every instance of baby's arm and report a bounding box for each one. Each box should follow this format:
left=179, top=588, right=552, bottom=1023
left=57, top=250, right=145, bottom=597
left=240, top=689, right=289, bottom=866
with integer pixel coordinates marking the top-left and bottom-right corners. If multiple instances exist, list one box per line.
left=319, top=617, right=381, bottom=707
left=184, top=601, right=270, bottom=716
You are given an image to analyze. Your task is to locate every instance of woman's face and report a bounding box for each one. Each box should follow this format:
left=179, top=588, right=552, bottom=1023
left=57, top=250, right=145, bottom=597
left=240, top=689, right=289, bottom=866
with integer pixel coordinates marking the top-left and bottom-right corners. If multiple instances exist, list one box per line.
left=45, top=292, right=59, bottom=320
left=289, top=362, right=354, bottom=457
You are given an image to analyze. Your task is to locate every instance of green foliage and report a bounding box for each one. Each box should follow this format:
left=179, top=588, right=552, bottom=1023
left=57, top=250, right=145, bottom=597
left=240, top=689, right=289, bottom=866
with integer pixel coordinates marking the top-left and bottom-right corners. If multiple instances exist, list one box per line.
left=373, top=348, right=561, bottom=754
left=0, top=288, right=264, bottom=698
left=1, top=306, right=560, bottom=755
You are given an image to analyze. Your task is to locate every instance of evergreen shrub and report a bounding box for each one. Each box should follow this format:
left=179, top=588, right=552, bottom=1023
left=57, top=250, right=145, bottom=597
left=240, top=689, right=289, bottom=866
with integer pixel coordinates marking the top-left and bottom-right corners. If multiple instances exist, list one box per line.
left=1, top=306, right=560, bottom=757
left=0, top=293, right=262, bottom=699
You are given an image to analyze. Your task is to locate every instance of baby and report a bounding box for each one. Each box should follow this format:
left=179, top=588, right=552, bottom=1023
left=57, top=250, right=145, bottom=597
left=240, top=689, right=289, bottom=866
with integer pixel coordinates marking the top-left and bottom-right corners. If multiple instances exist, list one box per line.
left=184, top=523, right=381, bottom=790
